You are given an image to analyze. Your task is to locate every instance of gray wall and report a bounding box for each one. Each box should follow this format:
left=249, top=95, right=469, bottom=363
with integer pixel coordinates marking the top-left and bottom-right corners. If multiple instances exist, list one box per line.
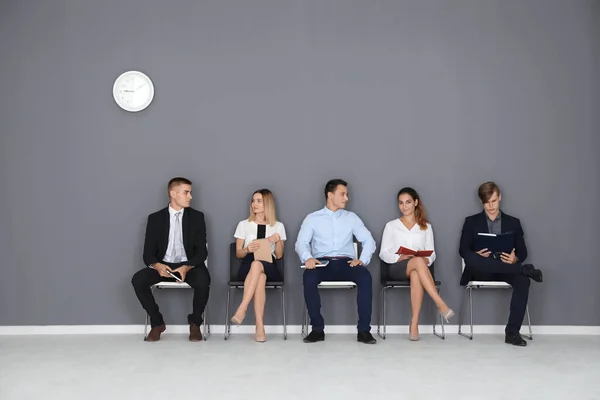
left=1, top=0, right=598, bottom=327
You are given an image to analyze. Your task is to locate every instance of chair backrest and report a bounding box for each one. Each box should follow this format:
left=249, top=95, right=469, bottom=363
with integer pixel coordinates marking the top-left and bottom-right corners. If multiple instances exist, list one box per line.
left=229, top=243, right=242, bottom=281
left=380, top=260, right=391, bottom=283
left=229, top=242, right=284, bottom=281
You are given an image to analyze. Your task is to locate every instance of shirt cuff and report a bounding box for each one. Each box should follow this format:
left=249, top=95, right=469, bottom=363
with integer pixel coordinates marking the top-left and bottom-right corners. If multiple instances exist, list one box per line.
left=300, top=252, right=313, bottom=264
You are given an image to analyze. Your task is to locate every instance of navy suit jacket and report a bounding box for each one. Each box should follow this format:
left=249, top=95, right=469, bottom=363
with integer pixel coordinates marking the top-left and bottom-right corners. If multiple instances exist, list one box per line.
left=459, top=211, right=527, bottom=285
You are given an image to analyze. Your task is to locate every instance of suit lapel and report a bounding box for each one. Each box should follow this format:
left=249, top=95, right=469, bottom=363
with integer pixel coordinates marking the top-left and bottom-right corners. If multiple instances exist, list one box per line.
left=182, top=208, right=190, bottom=251
left=477, top=211, right=488, bottom=234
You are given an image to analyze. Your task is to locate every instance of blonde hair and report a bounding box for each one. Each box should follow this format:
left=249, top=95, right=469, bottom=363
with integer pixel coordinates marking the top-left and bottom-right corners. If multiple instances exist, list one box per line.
left=248, top=189, right=277, bottom=226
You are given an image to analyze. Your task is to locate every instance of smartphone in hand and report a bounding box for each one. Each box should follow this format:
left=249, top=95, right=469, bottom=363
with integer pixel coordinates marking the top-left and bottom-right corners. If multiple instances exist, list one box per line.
left=166, top=270, right=183, bottom=282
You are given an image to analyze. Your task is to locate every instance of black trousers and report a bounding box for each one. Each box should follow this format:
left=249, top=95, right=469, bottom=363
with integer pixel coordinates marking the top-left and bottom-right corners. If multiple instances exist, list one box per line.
left=464, top=254, right=530, bottom=334
left=132, top=262, right=211, bottom=327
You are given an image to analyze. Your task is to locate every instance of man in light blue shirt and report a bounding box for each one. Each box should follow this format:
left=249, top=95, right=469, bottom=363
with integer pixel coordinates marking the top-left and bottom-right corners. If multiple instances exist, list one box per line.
left=295, top=179, right=377, bottom=344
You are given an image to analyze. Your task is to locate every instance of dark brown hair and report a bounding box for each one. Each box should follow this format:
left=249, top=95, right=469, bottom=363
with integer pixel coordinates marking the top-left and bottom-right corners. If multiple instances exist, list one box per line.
left=398, top=187, right=428, bottom=230
left=324, top=179, right=348, bottom=200
left=168, top=177, right=192, bottom=193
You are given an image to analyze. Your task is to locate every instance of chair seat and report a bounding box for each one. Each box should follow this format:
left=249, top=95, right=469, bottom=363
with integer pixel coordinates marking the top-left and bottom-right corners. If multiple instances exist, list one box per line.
left=467, top=281, right=512, bottom=288
left=318, top=281, right=356, bottom=288
left=152, top=282, right=191, bottom=289
left=382, top=280, right=441, bottom=287
left=228, top=281, right=284, bottom=287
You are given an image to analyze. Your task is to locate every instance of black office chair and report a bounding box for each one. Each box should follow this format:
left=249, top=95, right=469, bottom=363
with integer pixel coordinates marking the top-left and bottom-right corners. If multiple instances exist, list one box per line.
left=377, top=260, right=445, bottom=339
left=224, top=243, right=287, bottom=340
left=458, top=259, right=533, bottom=340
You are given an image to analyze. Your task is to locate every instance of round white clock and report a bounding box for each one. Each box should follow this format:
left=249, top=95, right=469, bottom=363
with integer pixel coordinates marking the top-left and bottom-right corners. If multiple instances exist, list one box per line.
left=112, top=70, right=154, bottom=112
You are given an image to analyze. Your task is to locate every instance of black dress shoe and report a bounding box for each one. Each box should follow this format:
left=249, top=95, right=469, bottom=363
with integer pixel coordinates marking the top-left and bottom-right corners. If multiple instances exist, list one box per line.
left=505, top=333, right=527, bottom=346
left=357, top=331, right=377, bottom=344
left=303, top=330, right=325, bottom=343
left=522, top=264, right=543, bottom=283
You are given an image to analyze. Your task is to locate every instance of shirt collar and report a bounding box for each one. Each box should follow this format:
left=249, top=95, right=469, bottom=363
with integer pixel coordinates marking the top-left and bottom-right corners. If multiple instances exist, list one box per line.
left=169, top=205, right=184, bottom=217
left=484, top=209, right=501, bottom=222
left=323, top=206, right=344, bottom=217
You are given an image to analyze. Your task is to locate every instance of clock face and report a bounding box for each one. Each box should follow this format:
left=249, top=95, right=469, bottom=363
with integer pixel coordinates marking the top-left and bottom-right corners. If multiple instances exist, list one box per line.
left=112, top=71, right=154, bottom=112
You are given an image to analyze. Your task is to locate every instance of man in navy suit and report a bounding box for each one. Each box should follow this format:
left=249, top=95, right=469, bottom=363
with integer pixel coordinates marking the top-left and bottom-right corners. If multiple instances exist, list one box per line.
left=459, top=182, right=543, bottom=346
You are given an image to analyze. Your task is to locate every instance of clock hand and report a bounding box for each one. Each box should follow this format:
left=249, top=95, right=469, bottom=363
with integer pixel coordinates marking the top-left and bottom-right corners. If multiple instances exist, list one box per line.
left=133, top=83, right=146, bottom=91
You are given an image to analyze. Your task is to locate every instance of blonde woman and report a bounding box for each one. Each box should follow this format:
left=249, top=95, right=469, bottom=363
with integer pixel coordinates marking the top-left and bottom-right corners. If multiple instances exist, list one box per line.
left=231, top=189, right=286, bottom=342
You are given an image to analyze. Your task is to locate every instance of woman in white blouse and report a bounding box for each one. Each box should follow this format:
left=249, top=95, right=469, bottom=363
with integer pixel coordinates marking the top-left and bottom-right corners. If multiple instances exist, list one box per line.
left=379, top=187, right=453, bottom=340
left=230, top=189, right=286, bottom=342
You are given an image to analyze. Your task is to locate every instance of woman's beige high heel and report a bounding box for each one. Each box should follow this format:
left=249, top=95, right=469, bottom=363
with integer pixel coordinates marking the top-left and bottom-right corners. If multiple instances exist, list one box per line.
left=255, top=327, right=266, bottom=342
left=441, top=308, right=454, bottom=323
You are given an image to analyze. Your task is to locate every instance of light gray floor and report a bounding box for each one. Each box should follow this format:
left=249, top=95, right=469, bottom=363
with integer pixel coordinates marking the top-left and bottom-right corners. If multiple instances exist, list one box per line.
left=1, top=333, right=599, bottom=400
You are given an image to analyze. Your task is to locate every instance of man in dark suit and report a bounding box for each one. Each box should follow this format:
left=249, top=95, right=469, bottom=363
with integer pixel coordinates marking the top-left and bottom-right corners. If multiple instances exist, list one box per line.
left=459, top=182, right=543, bottom=346
left=132, top=177, right=210, bottom=342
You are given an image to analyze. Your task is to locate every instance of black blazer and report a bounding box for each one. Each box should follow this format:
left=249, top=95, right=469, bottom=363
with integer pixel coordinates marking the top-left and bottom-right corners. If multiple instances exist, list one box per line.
left=143, top=207, right=208, bottom=267
left=459, top=210, right=527, bottom=285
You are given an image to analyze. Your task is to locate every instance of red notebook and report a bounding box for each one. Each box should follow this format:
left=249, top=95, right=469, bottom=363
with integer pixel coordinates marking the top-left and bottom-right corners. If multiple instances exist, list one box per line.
left=397, top=246, right=433, bottom=257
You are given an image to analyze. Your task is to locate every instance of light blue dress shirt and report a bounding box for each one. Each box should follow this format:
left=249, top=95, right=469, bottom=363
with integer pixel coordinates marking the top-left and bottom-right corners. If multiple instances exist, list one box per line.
left=295, top=207, right=376, bottom=265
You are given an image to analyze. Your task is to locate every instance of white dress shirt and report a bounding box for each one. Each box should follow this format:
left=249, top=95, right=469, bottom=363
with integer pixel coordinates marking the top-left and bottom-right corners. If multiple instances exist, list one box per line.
left=234, top=220, right=287, bottom=255
left=379, top=219, right=436, bottom=266
left=163, top=205, right=188, bottom=263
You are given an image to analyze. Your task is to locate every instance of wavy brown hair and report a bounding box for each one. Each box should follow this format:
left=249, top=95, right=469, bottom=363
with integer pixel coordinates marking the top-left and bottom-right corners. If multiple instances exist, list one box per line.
left=398, top=187, right=428, bottom=230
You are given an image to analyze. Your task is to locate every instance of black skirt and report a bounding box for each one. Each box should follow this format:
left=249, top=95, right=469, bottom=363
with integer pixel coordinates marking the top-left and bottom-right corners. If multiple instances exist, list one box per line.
left=388, top=259, right=411, bottom=280
left=238, top=253, right=282, bottom=282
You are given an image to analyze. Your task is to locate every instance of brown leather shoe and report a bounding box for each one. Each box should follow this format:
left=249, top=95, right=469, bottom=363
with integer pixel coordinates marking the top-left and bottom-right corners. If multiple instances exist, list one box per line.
left=189, top=323, right=203, bottom=342
left=146, top=324, right=166, bottom=342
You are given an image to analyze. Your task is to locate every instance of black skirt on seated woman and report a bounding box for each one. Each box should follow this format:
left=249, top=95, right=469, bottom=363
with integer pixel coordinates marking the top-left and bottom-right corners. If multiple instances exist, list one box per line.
left=388, top=259, right=412, bottom=280
left=238, top=253, right=282, bottom=281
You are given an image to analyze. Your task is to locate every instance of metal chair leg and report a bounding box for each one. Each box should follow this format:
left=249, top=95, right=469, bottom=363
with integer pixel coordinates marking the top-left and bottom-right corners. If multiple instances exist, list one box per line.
left=458, top=286, right=466, bottom=336
left=435, top=312, right=446, bottom=339
left=143, top=286, right=157, bottom=341
left=224, top=287, right=232, bottom=340
left=458, top=286, right=473, bottom=339
left=377, top=287, right=387, bottom=339
left=302, top=304, right=308, bottom=338
left=202, top=306, right=210, bottom=340
left=281, top=286, right=287, bottom=340
left=524, top=304, right=533, bottom=340
left=433, top=286, right=445, bottom=340
left=468, top=287, right=474, bottom=339
left=376, top=287, right=382, bottom=339
left=143, top=313, right=149, bottom=341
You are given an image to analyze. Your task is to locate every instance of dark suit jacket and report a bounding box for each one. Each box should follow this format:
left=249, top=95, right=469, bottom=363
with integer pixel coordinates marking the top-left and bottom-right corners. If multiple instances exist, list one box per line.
left=459, top=210, right=527, bottom=285
left=143, top=207, right=208, bottom=268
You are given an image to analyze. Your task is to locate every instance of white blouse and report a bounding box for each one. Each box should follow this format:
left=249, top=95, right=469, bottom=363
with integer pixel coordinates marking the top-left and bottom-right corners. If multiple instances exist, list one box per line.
left=234, top=220, right=287, bottom=255
left=379, top=219, right=436, bottom=266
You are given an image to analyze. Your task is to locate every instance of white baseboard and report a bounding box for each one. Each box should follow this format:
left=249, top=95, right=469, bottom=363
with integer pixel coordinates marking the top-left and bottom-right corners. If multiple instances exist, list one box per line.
left=0, top=325, right=599, bottom=335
